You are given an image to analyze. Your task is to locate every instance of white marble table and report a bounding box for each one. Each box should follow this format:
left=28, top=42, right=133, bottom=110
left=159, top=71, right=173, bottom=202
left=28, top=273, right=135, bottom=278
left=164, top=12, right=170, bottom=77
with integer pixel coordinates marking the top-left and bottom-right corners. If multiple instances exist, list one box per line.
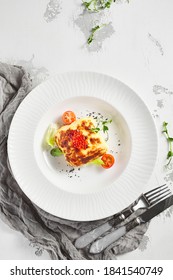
left=0, top=0, right=173, bottom=259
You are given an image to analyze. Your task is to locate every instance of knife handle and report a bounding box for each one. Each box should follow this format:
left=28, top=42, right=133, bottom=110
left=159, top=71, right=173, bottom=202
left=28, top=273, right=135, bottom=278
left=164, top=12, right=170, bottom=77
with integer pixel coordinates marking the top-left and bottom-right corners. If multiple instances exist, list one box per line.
left=75, top=208, right=134, bottom=249
left=75, top=221, right=113, bottom=249
left=89, top=217, right=141, bottom=254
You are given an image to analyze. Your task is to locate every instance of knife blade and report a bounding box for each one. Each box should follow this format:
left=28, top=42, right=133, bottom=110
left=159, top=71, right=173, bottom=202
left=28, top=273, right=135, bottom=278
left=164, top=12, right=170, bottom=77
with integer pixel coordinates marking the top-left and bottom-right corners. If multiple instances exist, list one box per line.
left=89, top=194, right=173, bottom=254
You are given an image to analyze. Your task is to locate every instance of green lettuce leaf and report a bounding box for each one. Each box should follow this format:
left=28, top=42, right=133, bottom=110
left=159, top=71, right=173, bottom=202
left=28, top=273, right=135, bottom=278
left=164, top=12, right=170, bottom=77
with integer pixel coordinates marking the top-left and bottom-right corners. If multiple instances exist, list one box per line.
left=91, top=158, right=104, bottom=165
left=43, top=123, right=58, bottom=149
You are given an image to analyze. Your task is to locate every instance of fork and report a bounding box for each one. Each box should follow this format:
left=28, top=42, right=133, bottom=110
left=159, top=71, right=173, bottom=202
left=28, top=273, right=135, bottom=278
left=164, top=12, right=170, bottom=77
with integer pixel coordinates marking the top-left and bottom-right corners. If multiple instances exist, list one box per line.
left=75, top=184, right=171, bottom=249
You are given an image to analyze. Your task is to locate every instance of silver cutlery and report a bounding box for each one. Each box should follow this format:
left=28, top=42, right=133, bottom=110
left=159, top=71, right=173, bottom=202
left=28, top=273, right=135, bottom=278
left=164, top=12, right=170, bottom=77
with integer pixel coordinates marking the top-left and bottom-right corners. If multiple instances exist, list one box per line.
left=89, top=194, right=173, bottom=254
left=75, top=184, right=171, bottom=249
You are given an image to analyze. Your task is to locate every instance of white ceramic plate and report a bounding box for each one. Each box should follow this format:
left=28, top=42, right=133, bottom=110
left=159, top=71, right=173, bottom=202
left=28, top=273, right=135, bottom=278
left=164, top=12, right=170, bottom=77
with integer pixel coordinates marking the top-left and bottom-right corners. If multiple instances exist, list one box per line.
left=8, top=72, right=158, bottom=221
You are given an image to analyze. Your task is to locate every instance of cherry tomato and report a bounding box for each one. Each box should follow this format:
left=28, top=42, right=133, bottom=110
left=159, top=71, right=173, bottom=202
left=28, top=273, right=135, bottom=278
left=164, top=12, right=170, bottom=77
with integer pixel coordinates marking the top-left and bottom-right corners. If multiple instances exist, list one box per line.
left=101, top=154, right=115, bottom=169
left=62, top=111, right=76, bottom=125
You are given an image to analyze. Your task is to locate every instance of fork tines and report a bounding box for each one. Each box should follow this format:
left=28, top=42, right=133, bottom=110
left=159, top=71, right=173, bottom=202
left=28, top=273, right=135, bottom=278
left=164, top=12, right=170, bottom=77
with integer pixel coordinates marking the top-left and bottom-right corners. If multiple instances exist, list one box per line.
left=145, top=184, right=172, bottom=205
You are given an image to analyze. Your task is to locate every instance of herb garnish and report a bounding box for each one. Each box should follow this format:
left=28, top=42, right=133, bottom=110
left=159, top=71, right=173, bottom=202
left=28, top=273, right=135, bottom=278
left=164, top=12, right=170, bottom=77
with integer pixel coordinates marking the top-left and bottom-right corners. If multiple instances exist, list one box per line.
left=162, top=121, right=173, bottom=166
left=87, top=24, right=106, bottom=44
left=91, top=119, right=112, bottom=140
left=90, top=127, right=100, bottom=133
left=102, top=119, right=112, bottom=133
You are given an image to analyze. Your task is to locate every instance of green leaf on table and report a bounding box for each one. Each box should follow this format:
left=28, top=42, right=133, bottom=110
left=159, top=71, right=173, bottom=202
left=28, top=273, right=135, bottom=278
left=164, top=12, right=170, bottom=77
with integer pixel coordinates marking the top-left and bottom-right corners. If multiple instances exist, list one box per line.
left=168, top=137, right=173, bottom=142
left=83, top=0, right=115, bottom=12
left=162, top=121, right=173, bottom=166
left=167, top=151, right=173, bottom=159
left=162, top=121, right=168, bottom=133
left=87, top=25, right=101, bottom=44
left=105, top=0, right=113, bottom=8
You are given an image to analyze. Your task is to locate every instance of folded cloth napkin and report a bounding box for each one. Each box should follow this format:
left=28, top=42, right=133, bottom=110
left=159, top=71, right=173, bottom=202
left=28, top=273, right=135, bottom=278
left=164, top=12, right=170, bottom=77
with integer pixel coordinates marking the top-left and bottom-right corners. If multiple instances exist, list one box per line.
left=0, top=62, right=149, bottom=260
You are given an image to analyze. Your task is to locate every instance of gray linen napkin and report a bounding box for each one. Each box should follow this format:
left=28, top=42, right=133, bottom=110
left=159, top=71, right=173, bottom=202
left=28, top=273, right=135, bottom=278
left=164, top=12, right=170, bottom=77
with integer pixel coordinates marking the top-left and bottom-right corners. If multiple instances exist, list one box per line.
left=0, top=62, right=149, bottom=260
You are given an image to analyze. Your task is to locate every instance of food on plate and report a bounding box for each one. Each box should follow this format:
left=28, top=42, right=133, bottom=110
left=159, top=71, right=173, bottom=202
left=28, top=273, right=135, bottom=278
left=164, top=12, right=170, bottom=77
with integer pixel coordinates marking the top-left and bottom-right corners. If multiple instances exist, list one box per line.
left=44, top=123, right=58, bottom=148
left=44, top=111, right=115, bottom=169
left=62, top=111, right=76, bottom=125
left=50, top=147, right=63, bottom=157
left=101, top=154, right=115, bottom=169
left=55, top=117, right=108, bottom=167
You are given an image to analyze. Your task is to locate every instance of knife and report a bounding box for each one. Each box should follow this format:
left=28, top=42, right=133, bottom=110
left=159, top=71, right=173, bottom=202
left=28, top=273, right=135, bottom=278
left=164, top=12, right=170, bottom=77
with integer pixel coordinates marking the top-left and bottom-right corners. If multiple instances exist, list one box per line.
left=89, top=194, right=173, bottom=254
left=75, top=208, right=133, bottom=249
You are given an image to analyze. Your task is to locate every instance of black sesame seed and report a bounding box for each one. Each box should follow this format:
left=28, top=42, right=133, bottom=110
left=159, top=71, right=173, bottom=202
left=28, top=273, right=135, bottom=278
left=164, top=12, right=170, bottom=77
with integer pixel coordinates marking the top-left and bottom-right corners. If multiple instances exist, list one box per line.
left=69, top=168, right=75, bottom=173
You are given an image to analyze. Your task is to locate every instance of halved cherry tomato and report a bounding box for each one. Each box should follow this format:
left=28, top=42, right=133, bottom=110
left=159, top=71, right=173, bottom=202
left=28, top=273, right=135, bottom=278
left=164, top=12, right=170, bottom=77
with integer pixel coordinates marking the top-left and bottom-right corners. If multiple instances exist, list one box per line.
left=101, top=154, right=115, bottom=169
left=62, top=111, right=76, bottom=125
